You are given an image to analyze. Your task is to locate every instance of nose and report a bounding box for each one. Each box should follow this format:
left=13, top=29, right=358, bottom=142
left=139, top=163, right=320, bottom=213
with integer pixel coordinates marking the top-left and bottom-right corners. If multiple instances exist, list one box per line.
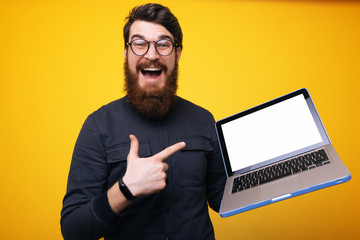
left=144, top=42, right=159, bottom=60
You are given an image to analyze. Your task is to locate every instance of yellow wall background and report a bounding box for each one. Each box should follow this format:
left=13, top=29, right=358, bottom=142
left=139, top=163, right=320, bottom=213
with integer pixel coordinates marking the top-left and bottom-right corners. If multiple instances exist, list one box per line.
left=1, top=0, right=359, bottom=239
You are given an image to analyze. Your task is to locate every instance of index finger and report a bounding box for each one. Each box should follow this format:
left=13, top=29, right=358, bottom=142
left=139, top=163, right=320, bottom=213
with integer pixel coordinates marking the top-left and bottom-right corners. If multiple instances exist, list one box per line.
left=153, top=142, right=186, bottom=162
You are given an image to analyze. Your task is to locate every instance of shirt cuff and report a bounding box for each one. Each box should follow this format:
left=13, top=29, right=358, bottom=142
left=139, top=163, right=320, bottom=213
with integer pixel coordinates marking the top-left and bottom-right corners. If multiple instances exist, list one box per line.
left=92, top=192, right=119, bottom=226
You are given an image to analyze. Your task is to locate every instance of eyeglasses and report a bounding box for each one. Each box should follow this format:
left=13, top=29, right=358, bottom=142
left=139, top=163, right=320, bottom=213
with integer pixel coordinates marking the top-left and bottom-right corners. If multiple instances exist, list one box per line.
left=127, top=39, right=177, bottom=56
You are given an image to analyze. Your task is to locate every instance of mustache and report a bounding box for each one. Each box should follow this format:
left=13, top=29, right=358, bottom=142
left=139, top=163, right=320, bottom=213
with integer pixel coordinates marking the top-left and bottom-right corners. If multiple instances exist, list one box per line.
left=136, top=60, right=168, bottom=73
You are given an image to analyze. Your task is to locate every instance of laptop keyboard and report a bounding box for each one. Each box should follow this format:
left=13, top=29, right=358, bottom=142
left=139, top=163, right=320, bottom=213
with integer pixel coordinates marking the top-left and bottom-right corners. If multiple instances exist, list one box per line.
left=232, top=149, right=331, bottom=194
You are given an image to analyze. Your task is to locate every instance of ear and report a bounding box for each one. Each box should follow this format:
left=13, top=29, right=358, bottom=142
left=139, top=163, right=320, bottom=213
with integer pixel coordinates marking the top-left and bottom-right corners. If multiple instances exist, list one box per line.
left=176, top=47, right=182, bottom=63
left=123, top=47, right=128, bottom=59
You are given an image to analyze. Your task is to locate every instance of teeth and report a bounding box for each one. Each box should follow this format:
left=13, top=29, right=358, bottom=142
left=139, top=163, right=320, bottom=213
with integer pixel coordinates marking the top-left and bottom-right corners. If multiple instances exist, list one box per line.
left=143, top=68, right=161, bottom=71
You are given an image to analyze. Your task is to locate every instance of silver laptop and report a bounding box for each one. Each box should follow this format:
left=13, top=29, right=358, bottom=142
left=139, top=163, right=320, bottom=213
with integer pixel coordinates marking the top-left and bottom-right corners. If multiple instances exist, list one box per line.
left=215, top=88, right=351, bottom=217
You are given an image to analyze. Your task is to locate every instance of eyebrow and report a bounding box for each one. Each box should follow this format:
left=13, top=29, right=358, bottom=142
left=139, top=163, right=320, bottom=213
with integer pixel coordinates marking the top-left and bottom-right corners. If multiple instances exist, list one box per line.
left=130, top=34, right=174, bottom=42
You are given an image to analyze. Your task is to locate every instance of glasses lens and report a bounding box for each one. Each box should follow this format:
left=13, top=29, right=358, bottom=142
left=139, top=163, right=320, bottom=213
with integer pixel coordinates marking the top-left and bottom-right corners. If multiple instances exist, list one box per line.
left=131, top=39, right=148, bottom=55
left=155, top=40, right=174, bottom=56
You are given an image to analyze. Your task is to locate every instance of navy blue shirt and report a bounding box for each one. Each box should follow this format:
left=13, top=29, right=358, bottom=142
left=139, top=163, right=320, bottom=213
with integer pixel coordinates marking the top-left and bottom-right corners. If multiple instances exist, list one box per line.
left=61, top=97, right=226, bottom=240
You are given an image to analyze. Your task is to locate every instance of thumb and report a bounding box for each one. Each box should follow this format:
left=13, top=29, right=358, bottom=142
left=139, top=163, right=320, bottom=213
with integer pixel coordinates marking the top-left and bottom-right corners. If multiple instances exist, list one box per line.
left=127, top=134, right=139, bottom=161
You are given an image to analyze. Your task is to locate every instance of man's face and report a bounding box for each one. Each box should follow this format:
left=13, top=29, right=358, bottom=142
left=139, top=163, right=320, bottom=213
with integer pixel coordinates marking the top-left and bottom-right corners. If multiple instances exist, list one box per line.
left=124, top=20, right=181, bottom=93
left=124, top=20, right=182, bottom=119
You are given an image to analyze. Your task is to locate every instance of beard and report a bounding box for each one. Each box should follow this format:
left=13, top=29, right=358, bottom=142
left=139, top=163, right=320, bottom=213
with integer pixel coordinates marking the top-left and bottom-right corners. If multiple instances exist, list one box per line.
left=124, top=57, right=179, bottom=120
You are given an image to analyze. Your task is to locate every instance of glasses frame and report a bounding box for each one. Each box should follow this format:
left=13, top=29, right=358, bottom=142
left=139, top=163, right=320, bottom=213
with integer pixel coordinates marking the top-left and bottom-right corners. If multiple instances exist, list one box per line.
left=126, top=39, right=177, bottom=56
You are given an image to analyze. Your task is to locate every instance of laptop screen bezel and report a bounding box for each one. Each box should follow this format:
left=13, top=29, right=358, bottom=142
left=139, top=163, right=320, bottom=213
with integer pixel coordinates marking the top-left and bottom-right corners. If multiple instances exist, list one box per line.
left=215, top=88, right=331, bottom=178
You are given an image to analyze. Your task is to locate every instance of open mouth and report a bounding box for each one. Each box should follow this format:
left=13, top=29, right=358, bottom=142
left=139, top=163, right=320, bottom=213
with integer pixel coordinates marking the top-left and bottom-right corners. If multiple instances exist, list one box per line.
left=141, top=67, right=163, bottom=77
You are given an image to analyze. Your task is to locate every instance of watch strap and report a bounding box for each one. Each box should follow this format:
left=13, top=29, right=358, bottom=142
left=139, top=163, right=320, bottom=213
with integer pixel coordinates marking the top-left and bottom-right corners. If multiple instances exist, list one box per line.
left=118, top=177, right=136, bottom=201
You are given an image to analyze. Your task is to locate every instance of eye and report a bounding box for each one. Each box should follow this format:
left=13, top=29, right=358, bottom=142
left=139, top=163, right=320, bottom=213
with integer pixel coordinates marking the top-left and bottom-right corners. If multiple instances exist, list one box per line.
left=157, top=40, right=172, bottom=48
left=133, top=40, right=147, bottom=48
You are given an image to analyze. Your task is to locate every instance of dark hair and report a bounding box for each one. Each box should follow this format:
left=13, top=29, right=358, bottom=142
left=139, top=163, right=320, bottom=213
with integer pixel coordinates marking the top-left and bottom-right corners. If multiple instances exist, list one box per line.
left=123, top=3, right=183, bottom=49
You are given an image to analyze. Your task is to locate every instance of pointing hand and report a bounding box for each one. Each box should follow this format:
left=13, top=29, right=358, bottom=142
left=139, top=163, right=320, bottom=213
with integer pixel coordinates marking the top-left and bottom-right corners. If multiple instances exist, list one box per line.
left=123, top=135, right=186, bottom=197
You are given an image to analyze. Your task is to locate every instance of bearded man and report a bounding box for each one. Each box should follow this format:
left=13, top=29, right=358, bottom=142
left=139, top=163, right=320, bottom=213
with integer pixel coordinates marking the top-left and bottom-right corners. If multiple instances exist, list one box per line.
left=61, top=3, right=226, bottom=240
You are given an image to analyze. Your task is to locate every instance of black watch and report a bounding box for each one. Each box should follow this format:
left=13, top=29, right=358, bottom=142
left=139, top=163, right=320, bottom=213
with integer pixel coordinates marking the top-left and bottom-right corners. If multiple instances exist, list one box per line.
left=118, top=177, right=136, bottom=201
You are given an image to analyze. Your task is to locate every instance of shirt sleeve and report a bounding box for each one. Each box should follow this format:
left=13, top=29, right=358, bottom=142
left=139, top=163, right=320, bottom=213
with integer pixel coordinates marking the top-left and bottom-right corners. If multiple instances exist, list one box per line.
left=61, top=115, right=119, bottom=240
left=205, top=115, right=227, bottom=212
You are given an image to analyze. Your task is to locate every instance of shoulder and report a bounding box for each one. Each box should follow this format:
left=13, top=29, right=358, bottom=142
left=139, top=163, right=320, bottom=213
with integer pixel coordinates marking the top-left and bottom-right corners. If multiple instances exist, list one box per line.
left=177, top=97, right=211, bottom=115
left=173, top=97, right=215, bottom=126
left=175, top=97, right=213, bottom=117
left=89, top=97, right=126, bottom=120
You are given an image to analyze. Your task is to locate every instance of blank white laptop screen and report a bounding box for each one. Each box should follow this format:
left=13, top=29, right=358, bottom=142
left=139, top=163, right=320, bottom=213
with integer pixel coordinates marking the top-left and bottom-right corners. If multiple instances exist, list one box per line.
left=221, top=95, right=323, bottom=172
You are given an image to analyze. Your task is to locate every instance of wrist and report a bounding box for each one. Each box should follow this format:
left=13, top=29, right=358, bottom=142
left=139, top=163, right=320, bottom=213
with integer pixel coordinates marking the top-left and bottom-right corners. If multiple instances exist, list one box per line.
left=107, top=183, right=132, bottom=214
